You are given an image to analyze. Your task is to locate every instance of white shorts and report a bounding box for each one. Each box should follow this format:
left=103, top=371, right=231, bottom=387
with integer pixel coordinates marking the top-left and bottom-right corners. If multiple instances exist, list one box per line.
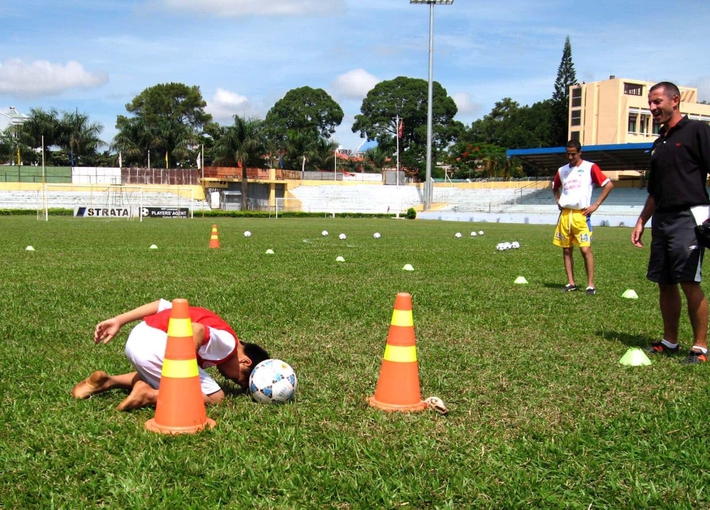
left=125, top=321, right=221, bottom=395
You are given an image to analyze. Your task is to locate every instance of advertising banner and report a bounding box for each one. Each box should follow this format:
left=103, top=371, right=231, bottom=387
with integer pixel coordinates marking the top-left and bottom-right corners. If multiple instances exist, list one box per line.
left=140, top=207, right=189, bottom=218
left=74, top=207, right=130, bottom=217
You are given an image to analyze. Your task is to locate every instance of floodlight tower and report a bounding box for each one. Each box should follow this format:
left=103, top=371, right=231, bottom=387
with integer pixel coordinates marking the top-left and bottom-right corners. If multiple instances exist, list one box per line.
left=410, top=0, right=454, bottom=211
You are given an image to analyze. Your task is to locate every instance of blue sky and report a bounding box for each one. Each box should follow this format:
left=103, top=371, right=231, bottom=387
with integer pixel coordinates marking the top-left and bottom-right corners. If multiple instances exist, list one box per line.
left=1, top=0, right=709, bottom=152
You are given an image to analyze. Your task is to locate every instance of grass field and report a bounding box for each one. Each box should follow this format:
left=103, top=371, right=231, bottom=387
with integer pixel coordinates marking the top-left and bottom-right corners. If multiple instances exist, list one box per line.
left=1, top=216, right=709, bottom=509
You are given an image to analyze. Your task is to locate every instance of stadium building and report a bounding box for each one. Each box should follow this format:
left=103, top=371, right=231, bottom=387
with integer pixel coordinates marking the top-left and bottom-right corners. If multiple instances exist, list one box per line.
left=0, top=106, right=29, bottom=131
left=569, top=76, right=710, bottom=145
left=509, top=77, right=710, bottom=176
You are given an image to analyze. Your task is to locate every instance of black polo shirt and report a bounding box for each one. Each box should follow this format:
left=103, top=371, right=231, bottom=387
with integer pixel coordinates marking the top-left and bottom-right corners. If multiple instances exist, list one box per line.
left=648, top=116, right=710, bottom=212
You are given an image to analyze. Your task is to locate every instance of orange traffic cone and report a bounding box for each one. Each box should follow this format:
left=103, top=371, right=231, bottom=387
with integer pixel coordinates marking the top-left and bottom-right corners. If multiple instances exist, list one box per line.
left=209, top=224, right=220, bottom=249
left=145, top=298, right=216, bottom=434
left=368, top=292, right=427, bottom=412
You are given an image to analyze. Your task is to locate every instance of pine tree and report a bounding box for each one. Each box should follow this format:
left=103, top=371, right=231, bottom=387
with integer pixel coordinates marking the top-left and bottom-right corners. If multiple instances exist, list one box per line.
left=550, top=36, right=577, bottom=147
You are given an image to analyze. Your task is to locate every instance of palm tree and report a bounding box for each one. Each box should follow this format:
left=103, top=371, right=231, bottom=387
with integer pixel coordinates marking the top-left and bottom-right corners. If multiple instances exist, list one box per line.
left=212, top=116, right=266, bottom=210
left=0, top=128, right=13, bottom=163
left=313, top=137, right=339, bottom=171
left=283, top=130, right=324, bottom=171
left=18, top=108, right=61, bottom=155
left=60, top=109, right=104, bottom=165
left=111, top=117, right=151, bottom=166
left=363, top=147, right=389, bottom=172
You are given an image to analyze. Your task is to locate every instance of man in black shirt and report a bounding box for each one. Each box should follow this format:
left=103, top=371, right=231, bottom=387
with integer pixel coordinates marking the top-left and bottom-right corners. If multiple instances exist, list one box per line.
left=631, top=81, right=710, bottom=364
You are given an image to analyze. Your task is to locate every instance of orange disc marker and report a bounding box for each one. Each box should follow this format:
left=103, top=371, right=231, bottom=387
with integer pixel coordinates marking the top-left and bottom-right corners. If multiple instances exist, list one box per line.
left=145, top=298, right=216, bottom=434
left=368, top=293, right=427, bottom=412
left=209, top=225, right=220, bottom=249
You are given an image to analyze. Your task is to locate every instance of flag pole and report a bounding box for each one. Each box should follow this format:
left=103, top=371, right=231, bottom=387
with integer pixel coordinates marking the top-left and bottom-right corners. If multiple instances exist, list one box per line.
left=396, top=115, right=400, bottom=187
left=201, top=144, right=204, bottom=217
left=42, top=135, right=47, bottom=221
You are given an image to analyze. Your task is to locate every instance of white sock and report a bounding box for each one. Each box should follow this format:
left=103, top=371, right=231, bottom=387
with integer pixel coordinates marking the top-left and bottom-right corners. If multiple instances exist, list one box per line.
left=661, top=339, right=678, bottom=348
left=691, top=345, right=708, bottom=354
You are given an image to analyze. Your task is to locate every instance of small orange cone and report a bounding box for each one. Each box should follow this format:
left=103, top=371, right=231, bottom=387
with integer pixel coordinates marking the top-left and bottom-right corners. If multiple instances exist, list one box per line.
left=368, top=292, right=427, bottom=412
left=209, top=224, right=220, bottom=249
left=145, top=298, right=216, bottom=434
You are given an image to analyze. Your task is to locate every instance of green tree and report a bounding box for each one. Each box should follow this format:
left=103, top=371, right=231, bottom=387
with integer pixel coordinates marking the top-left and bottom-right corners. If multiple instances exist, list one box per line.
left=111, top=117, right=151, bottom=167
left=312, top=137, right=340, bottom=172
left=445, top=142, right=523, bottom=180
left=114, top=83, right=211, bottom=167
left=59, top=109, right=105, bottom=165
left=212, top=116, right=266, bottom=210
left=18, top=108, right=105, bottom=166
left=278, top=130, right=339, bottom=172
left=198, top=120, right=224, bottom=169
left=18, top=108, right=62, bottom=157
left=464, top=98, right=552, bottom=150
left=0, top=128, right=14, bottom=164
left=352, top=76, right=458, bottom=180
left=550, top=36, right=577, bottom=147
left=264, top=86, right=343, bottom=154
left=338, top=154, right=376, bottom=174
left=363, top=146, right=389, bottom=172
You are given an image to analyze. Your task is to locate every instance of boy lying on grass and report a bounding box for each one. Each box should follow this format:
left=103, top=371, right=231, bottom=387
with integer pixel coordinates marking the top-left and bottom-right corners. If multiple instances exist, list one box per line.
left=72, top=299, right=269, bottom=410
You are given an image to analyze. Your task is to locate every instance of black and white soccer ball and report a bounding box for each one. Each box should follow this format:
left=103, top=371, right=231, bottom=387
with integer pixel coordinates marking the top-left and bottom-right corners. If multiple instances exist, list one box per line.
left=249, top=359, right=298, bottom=404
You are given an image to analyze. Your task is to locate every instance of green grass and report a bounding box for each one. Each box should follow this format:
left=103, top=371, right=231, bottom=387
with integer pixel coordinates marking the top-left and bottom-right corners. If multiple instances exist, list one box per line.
left=1, top=216, right=709, bottom=509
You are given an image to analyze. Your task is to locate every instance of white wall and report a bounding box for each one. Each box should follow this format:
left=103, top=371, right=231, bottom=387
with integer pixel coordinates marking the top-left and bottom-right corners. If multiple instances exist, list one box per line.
left=72, top=167, right=121, bottom=184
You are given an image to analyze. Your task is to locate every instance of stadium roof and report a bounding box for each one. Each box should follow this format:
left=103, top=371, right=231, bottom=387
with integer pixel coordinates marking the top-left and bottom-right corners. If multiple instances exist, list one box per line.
left=507, top=142, right=653, bottom=173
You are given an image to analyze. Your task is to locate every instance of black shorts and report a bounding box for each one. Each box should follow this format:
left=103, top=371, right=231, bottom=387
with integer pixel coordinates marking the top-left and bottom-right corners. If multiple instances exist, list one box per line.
left=647, top=210, right=704, bottom=284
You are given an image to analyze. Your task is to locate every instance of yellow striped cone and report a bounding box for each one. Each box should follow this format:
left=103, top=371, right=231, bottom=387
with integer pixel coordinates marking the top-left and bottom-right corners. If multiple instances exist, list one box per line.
left=209, top=225, right=220, bottom=249
left=145, top=298, right=216, bottom=434
left=368, top=293, right=426, bottom=412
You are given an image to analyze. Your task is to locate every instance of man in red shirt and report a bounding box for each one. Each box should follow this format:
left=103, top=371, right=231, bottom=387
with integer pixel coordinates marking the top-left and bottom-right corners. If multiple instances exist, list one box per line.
left=553, top=140, right=614, bottom=294
left=72, top=299, right=270, bottom=410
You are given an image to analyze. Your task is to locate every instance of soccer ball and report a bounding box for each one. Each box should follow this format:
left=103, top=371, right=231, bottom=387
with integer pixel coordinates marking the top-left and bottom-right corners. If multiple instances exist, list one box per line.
left=249, top=359, right=297, bottom=404
left=496, top=243, right=505, bottom=251
left=479, top=231, right=484, bottom=235
left=470, top=232, right=477, bottom=237
left=373, top=232, right=381, bottom=239
left=322, top=230, right=329, bottom=237
left=511, top=241, right=520, bottom=249
left=455, top=232, right=462, bottom=238
left=244, top=231, right=252, bottom=238
left=339, top=233, right=347, bottom=240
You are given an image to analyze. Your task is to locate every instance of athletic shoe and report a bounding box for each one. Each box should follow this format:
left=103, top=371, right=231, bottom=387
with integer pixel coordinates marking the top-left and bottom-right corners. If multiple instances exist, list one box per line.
left=646, top=341, right=679, bottom=355
left=586, top=287, right=597, bottom=295
left=561, top=284, right=578, bottom=292
left=682, top=350, right=708, bottom=364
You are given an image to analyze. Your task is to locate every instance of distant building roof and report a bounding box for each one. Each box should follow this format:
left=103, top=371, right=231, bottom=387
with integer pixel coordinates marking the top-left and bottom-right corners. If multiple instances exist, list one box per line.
left=507, top=142, right=653, bottom=173
left=0, top=106, right=30, bottom=131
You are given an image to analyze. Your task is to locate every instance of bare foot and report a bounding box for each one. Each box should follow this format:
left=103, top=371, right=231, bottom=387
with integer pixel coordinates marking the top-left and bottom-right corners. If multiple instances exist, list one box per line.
left=116, top=380, right=157, bottom=411
left=72, top=371, right=110, bottom=399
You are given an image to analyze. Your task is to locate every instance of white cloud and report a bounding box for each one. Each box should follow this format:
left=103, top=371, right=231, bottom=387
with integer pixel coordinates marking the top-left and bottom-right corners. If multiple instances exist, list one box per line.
left=451, top=92, right=482, bottom=116
left=153, top=0, right=345, bottom=17
left=206, top=87, right=261, bottom=123
left=332, top=69, right=379, bottom=100
left=0, top=59, right=107, bottom=98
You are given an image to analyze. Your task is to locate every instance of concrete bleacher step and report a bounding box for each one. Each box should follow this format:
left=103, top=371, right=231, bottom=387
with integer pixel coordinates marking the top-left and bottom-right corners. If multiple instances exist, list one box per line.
left=0, top=190, right=207, bottom=210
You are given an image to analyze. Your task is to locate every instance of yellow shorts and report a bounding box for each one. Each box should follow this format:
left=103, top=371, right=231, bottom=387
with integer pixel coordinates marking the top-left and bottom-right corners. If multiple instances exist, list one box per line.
left=553, top=209, right=593, bottom=248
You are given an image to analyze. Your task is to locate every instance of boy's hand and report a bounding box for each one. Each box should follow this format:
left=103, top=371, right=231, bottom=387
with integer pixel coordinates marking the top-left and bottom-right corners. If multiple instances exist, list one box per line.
left=94, top=318, right=121, bottom=344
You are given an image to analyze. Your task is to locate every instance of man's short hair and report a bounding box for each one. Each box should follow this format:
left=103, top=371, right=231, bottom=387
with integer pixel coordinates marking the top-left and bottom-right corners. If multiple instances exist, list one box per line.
left=565, top=139, right=582, bottom=152
left=650, top=81, right=681, bottom=100
left=242, top=341, right=270, bottom=375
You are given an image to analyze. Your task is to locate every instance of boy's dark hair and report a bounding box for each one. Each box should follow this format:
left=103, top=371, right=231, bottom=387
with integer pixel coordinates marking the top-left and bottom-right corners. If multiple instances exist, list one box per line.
left=242, top=341, right=270, bottom=374
left=565, top=139, right=582, bottom=152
